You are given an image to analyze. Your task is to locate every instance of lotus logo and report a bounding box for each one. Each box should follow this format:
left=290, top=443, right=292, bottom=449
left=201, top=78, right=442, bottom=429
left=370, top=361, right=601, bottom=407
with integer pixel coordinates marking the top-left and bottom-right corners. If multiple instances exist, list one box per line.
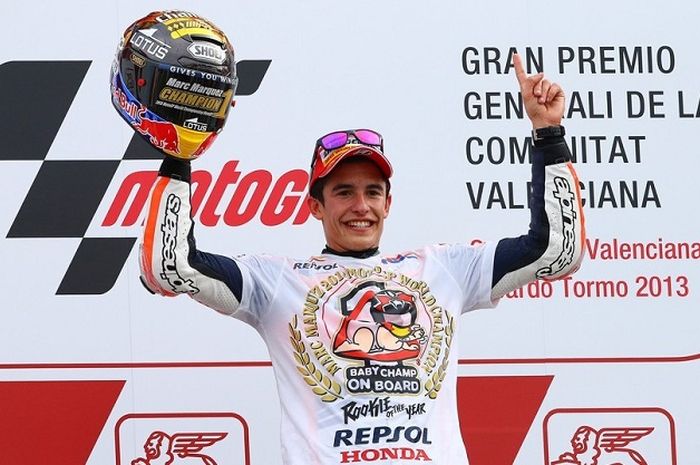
left=184, top=117, right=208, bottom=131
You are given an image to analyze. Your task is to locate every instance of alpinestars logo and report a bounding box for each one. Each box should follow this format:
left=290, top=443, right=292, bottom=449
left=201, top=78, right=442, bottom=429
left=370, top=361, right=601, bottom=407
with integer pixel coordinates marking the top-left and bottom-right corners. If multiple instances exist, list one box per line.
left=2, top=59, right=270, bottom=295
left=160, top=194, right=199, bottom=294
left=537, top=175, right=578, bottom=279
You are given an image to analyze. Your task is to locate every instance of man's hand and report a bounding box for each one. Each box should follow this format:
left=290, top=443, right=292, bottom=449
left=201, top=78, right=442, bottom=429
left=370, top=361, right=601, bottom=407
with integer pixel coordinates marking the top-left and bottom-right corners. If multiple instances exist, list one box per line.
left=513, top=53, right=565, bottom=129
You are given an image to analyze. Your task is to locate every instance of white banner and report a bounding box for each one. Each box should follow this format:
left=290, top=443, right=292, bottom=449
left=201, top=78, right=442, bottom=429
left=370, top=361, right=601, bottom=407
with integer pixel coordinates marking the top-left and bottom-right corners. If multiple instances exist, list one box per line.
left=1, top=1, right=697, bottom=464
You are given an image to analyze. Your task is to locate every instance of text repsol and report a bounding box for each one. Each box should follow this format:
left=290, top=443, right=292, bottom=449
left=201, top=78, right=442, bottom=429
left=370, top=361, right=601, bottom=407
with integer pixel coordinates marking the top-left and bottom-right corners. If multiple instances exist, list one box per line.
left=103, top=161, right=311, bottom=228
left=334, top=426, right=432, bottom=447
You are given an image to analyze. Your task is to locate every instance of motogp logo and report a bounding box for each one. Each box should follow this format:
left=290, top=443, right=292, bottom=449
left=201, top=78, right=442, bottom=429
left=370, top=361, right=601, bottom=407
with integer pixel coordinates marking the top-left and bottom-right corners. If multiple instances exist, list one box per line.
left=2, top=59, right=270, bottom=295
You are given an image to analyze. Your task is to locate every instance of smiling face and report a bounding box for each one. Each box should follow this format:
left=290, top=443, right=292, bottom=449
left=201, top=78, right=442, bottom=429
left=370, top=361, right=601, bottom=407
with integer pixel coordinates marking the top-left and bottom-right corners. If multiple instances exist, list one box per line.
left=308, top=158, right=392, bottom=253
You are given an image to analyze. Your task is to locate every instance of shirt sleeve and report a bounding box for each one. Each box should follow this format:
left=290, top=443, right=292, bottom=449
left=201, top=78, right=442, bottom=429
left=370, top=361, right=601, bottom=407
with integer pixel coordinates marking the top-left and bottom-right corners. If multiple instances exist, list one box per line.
left=428, top=240, right=498, bottom=313
left=490, top=136, right=586, bottom=299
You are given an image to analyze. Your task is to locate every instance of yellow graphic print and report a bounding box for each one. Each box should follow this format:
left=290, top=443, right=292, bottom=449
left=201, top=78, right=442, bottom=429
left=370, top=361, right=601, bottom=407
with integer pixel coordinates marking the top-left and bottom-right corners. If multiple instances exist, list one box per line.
left=162, top=17, right=224, bottom=41
left=289, top=315, right=344, bottom=402
left=289, top=265, right=454, bottom=403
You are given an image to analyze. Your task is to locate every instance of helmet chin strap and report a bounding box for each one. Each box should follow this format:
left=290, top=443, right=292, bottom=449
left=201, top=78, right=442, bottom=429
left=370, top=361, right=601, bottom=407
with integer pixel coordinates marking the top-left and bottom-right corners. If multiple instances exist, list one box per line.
left=322, top=245, right=379, bottom=259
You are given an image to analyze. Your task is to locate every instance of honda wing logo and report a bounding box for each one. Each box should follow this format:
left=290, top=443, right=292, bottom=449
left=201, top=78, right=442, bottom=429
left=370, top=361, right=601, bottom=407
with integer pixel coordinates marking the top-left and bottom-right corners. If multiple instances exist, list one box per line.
left=552, top=426, right=652, bottom=465
left=115, top=412, right=250, bottom=465
left=543, top=408, right=678, bottom=465
left=132, top=431, right=227, bottom=465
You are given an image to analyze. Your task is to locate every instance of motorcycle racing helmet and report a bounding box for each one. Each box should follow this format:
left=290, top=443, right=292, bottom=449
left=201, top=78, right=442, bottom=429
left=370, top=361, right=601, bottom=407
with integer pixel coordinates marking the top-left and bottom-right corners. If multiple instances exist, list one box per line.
left=110, top=10, right=238, bottom=159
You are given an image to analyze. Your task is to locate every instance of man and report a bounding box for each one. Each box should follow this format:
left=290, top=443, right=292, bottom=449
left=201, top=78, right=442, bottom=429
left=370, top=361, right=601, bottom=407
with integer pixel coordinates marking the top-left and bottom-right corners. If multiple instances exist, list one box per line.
left=113, top=11, right=585, bottom=465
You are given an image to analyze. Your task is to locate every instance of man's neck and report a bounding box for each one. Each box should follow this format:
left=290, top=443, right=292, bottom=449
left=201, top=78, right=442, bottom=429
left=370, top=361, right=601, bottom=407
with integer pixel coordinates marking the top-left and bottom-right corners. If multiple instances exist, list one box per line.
left=322, top=245, right=379, bottom=259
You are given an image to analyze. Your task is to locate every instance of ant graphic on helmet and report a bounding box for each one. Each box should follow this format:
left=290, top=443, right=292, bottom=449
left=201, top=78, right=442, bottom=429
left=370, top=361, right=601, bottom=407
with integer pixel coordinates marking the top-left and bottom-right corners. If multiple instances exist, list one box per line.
left=333, top=283, right=428, bottom=362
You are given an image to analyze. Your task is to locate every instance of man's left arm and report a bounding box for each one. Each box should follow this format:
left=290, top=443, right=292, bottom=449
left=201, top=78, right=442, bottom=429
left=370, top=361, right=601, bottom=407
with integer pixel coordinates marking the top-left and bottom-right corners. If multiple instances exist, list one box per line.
left=490, top=54, right=585, bottom=300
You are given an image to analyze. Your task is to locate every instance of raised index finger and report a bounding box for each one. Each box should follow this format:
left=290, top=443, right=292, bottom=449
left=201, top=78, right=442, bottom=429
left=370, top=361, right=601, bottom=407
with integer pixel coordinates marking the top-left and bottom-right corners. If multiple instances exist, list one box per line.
left=513, top=52, right=528, bottom=87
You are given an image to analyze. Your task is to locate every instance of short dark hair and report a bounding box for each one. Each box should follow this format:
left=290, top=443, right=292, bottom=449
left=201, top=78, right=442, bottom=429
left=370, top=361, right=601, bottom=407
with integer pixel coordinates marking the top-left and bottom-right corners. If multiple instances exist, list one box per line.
left=309, top=158, right=391, bottom=204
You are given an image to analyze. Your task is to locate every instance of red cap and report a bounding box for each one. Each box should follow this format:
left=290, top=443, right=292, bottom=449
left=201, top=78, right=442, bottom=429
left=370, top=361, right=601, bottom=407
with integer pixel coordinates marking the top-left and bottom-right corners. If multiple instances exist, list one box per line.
left=309, top=143, right=393, bottom=190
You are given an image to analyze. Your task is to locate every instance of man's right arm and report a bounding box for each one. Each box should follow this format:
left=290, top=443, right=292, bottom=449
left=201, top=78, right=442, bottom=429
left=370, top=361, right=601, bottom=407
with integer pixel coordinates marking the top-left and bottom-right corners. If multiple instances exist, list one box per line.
left=139, top=157, right=244, bottom=315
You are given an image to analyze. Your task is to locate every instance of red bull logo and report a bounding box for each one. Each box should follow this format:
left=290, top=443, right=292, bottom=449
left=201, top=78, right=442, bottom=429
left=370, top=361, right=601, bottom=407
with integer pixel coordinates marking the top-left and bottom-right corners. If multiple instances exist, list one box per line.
left=134, top=108, right=181, bottom=154
left=113, top=84, right=140, bottom=120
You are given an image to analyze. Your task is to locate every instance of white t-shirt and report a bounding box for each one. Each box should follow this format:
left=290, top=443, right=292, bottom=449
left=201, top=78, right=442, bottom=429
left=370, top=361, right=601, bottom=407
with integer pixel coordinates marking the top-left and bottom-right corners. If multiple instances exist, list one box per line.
left=140, top=140, right=584, bottom=465
left=231, top=243, right=496, bottom=465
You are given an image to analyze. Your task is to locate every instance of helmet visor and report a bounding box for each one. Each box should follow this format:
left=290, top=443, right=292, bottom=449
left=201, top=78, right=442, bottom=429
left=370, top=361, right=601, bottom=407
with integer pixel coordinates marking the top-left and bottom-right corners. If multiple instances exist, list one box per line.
left=119, top=50, right=238, bottom=134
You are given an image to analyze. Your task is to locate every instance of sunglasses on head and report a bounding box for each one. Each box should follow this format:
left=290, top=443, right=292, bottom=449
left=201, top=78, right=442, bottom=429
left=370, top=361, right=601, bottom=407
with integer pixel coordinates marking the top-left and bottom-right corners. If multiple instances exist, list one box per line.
left=318, top=129, right=383, bottom=150
left=313, top=129, right=384, bottom=167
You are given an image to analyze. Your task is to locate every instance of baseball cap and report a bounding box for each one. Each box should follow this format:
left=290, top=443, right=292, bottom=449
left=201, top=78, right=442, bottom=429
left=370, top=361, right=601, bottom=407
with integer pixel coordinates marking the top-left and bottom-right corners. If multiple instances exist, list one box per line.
left=309, top=129, right=393, bottom=189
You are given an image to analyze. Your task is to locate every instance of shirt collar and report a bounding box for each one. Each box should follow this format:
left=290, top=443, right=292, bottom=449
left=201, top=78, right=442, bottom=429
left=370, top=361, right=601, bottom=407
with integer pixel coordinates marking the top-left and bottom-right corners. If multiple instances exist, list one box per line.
left=321, top=245, right=379, bottom=259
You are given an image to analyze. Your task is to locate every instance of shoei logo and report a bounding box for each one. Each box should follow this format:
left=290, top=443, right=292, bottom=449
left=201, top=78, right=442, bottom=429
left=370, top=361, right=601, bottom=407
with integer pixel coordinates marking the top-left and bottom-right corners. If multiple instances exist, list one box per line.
left=2, top=59, right=271, bottom=295
left=130, top=52, right=147, bottom=68
left=115, top=412, right=251, bottom=465
left=188, top=42, right=226, bottom=64
left=543, top=408, right=678, bottom=465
